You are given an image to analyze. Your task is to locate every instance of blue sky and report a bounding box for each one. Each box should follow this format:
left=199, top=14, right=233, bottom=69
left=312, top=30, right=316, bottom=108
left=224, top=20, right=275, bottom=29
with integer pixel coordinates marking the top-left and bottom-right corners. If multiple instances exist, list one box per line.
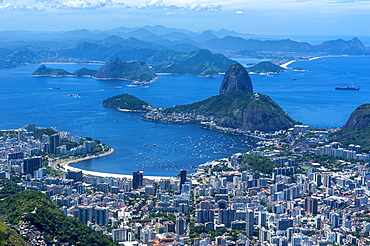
left=0, top=0, right=369, bottom=36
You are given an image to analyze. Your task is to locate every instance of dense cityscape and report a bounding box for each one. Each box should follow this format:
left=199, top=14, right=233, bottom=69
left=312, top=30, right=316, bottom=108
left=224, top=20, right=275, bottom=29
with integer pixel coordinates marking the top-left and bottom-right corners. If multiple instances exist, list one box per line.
left=1, top=123, right=370, bottom=246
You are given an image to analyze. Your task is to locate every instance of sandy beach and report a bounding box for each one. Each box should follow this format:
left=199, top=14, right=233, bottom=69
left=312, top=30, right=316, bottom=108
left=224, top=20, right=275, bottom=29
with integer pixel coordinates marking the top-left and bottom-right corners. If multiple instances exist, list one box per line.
left=280, top=60, right=297, bottom=69
left=54, top=148, right=172, bottom=180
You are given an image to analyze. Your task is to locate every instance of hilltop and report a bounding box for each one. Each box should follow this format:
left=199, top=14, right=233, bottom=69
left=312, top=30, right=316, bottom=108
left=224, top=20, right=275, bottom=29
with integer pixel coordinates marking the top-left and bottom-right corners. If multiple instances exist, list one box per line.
left=220, top=63, right=253, bottom=94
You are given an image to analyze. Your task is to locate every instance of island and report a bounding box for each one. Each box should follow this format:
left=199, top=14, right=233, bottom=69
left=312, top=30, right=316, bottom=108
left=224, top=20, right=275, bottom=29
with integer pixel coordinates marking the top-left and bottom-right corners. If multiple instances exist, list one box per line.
left=31, top=58, right=157, bottom=84
left=103, top=93, right=152, bottom=112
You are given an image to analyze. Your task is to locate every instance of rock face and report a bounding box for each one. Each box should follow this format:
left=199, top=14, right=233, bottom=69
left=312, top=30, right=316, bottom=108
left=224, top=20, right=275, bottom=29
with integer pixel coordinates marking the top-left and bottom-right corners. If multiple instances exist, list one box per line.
left=343, top=104, right=370, bottom=129
left=214, top=93, right=295, bottom=132
left=94, top=57, right=156, bottom=82
left=219, top=63, right=253, bottom=94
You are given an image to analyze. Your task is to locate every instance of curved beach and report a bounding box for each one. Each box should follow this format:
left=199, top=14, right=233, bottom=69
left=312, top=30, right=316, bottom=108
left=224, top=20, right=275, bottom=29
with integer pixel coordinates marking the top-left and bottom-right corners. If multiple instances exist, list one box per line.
left=54, top=147, right=172, bottom=180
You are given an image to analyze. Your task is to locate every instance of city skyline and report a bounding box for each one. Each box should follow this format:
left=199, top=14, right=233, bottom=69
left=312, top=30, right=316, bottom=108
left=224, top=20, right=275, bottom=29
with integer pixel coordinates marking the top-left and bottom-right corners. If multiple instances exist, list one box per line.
left=0, top=0, right=369, bottom=37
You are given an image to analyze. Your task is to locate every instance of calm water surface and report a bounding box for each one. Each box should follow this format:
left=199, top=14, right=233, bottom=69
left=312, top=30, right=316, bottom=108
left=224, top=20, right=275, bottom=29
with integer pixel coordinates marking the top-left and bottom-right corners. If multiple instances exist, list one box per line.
left=1, top=56, right=369, bottom=176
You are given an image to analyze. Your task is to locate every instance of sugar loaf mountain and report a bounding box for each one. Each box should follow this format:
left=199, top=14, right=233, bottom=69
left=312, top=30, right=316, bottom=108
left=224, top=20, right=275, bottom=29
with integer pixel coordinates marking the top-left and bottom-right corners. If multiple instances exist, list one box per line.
left=105, top=63, right=296, bottom=132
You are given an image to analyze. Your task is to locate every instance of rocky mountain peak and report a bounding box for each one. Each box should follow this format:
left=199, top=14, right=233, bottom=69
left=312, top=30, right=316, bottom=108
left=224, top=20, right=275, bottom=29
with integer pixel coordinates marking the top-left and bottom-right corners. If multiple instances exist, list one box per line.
left=219, top=63, right=253, bottom=95
left=343, top=104, right=370, bottom=129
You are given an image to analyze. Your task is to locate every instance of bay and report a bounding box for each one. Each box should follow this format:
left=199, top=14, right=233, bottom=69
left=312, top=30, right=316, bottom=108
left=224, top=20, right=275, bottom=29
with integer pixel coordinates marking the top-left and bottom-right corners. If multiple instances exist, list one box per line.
left=1, top=56, right=369, bottom=176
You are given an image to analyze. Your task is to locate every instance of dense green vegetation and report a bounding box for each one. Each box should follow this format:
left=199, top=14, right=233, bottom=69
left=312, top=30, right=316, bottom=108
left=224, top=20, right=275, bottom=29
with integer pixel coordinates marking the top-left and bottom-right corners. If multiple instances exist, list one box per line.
left=60, top=139, right=79, bottom=150
left=103, top=94, right=151, bottom=111
left=0, top=221, right=28, bottom=246
left=0, top=130, right=18, bottom=138
left=0, top=190, right=117, bottom=246
left=0, top=178, right=19, bottom=199
left=330, top=128, right=370, bottom=152
left=246, top=61, right=285, bottom=74
left=239, top=155, right=277, bottom=175
left=34, top=128, right=57, bottom=139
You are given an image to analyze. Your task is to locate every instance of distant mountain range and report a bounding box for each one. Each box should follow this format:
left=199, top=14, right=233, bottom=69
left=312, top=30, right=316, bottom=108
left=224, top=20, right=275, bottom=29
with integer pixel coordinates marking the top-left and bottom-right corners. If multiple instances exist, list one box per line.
left=0, top=25, right=369, bottom=71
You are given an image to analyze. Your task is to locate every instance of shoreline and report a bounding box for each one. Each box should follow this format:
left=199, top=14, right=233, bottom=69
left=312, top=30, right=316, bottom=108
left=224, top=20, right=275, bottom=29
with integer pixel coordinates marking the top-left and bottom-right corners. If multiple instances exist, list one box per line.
left=54, top=147, right=172, bottom=180
left=281, top=55, right=368, bottom=69
left=280, top=60, right=297, bottom=69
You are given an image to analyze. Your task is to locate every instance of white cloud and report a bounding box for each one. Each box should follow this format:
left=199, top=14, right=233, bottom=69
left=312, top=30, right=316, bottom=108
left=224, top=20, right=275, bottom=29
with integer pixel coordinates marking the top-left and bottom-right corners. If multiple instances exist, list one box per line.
left=235, top=10, right=244, bottom=14
left=60, top=0, right=91, bottom=9
left=183, top=3, right=221, bottom=12
left=0, top=3, right=14, bottom=10
left=0, top=0, right=223, bottom=12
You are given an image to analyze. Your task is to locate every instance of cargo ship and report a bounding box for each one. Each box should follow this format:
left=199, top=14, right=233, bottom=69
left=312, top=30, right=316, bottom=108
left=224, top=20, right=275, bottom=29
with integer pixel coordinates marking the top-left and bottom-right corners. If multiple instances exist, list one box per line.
left=335, top=86, right=359, bottom=90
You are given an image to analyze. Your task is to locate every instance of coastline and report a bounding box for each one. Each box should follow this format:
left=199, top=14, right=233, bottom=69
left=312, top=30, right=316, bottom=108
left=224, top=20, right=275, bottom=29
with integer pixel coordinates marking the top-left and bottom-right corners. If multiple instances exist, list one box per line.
left=281, top=55, right=367, bottom=69
left=54, top=147, right=172, bottom=180
left=280, top=60, right=297, bottom=69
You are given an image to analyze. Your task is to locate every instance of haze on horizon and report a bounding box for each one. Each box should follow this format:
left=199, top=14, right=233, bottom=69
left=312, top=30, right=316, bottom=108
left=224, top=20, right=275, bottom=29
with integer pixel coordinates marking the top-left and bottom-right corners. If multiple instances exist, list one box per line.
left=0, top=0, right=369, bottom=38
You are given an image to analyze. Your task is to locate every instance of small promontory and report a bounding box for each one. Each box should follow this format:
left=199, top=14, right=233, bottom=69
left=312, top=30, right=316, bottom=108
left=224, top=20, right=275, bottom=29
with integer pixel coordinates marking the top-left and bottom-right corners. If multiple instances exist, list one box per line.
left=219, top=63, right=253, bottom=94
left=103, top=94, right=152, bottom=112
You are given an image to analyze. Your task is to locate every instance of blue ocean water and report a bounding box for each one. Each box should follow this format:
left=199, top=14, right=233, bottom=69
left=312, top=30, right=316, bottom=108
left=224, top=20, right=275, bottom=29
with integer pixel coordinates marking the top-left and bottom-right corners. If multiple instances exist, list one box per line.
left=0, top=56, right=369, bottom=176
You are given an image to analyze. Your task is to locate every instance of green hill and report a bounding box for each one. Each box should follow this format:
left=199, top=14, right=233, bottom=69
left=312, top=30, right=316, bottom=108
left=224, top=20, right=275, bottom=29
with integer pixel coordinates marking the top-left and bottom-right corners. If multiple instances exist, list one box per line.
left=103, top=93, right=152, bottom=112
left=0, top=221, right=29, bottom=246
left=164, top=90, right=295, bottom=132
left=0, top=186, right=116, bottom=246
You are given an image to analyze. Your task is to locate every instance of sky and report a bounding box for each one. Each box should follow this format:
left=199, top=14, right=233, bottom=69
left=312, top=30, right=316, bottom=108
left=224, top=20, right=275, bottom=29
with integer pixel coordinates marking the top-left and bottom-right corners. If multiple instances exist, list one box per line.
left=0, top=0, right=369, bottom=36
